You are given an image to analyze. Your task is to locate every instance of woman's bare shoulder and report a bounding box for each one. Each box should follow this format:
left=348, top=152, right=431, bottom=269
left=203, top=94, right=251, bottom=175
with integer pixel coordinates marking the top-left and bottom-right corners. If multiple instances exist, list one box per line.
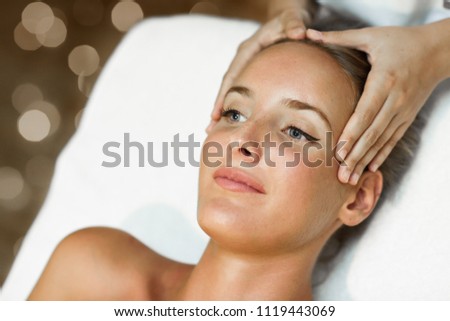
left=28, top=227, right=193, bottom=300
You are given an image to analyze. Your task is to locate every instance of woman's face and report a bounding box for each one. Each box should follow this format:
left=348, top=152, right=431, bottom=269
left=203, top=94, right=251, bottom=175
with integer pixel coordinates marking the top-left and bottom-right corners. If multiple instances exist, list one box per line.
left=198, top=42, right=357, bottom=254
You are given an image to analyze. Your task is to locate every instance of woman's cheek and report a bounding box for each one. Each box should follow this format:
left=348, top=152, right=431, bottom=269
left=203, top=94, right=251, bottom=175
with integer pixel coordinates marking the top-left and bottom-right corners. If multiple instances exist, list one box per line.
left=271, top=146, right=332, bottom=191
left=270, top=143, right=325, bottom=170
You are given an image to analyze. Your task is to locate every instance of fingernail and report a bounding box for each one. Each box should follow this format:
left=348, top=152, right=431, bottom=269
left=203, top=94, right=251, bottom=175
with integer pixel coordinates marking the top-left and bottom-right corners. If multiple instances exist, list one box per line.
left=349, top=173, right=360, bottom=185
left=339, top=166, right=351, bottom=183
left=307, top=29, right=323, bottom=40
left=369, top=163, right=379, bottom=172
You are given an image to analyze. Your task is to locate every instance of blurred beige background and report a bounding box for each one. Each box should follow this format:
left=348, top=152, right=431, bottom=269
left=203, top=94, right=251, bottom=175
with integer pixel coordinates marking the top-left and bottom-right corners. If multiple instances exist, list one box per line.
left=0, top=0, right=267, bottom=286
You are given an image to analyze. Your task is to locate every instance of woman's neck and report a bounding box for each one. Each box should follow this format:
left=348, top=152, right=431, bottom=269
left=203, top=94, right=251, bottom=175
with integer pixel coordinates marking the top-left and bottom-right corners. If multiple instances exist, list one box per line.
left=176, top=240, right=319, bottom=300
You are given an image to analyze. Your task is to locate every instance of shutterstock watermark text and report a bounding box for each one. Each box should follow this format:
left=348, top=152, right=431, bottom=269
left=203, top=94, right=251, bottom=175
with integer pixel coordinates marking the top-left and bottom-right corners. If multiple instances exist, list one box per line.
left=101, top=132, right=346, bottom=168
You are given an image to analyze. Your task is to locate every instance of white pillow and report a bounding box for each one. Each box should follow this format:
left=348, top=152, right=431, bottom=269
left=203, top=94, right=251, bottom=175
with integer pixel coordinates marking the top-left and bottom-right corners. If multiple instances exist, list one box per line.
left=3, top=14, right=450, bottom=300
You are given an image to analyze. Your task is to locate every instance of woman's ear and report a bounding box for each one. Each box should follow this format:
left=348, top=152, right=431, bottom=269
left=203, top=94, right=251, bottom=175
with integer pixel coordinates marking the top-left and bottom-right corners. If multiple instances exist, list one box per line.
left=339, top=170, right=383, bottom=227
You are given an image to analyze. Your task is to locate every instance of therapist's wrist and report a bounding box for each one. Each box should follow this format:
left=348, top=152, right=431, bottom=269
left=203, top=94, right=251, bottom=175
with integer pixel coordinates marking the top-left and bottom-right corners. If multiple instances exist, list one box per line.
left=423, top=18, right=450, bottom=82
left=267, top=0, right=318, bottom=25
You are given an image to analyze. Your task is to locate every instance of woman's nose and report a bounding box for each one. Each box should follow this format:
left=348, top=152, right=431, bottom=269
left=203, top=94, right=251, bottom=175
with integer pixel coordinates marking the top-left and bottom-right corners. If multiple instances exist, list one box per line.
left=238, top=141, right=261, bottom=162
left=225, top=140, right=260, bottom=167
left=229, top=123, right=266, bottom=165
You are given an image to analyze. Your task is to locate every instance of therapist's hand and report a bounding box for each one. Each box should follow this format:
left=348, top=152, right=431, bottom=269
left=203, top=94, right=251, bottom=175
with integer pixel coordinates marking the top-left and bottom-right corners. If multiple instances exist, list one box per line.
left=208, top=1, right=314, bottom=132
left=307, top=21, right=450, bottom=185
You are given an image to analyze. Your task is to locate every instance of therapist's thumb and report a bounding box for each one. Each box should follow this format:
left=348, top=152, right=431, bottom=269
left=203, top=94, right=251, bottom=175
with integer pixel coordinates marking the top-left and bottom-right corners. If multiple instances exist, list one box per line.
left=306, top=28, right=366, bottom=49
left=280, top=9, right=307, bottom=39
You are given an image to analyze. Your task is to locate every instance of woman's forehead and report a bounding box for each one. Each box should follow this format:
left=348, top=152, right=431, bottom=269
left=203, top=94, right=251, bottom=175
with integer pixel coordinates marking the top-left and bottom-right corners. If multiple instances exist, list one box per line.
left=233, top=42, right=356, bottom=134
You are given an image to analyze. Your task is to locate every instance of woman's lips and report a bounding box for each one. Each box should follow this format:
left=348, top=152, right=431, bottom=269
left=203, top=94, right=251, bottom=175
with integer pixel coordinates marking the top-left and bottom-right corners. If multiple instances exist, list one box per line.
left=213, top=167, right=265, bottom=194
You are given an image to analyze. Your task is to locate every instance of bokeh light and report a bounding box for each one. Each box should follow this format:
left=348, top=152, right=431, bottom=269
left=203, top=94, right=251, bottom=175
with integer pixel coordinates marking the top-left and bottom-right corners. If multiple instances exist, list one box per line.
left=21, top=2, right=54, bottom=34
left=0, top=182, right=30, bottom=212
left=190, top=1, right=221, bottom=16
left=0, top=167, right=24, bottom=201
left=111, top=1, right=144, bottom=32
left=14, top=22, right=41, bottom=51
left=25, top=155, right=54, bottom=188
left=17, top=110, right=51, bottom=142
left=52, top=7, right=68, bottom=25
left=73, top=0, right=104, bottom=26
left=68, top=45, right=100, bottom=76
left=11, top=83, right=44, bottom=112
left=36, top=17, right=67, bottom=47
left=27, top=101, right=61, bottom=135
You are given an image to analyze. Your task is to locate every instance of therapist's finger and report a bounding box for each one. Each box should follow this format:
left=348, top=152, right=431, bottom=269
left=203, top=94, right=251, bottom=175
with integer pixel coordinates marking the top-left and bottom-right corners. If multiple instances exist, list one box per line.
left=280, top=9, right=307, bottom=39
left=368, top=122, right=410, bottom=173
left=306, top=28, right=368, bottom=50
left=346, top=116, right=399, bottom=185
left=340, top=92, right=399, bottom=184
left=335, top=71, right=389, bottom=170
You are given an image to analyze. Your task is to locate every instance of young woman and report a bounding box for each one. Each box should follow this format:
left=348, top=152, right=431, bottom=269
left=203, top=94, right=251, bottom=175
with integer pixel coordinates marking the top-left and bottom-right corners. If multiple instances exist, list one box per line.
left=28, top=37, right=421, bottom=300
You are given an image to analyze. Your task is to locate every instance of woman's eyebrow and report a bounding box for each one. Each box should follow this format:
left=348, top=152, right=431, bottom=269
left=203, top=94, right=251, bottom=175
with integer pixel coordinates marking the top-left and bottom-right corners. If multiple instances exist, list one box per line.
left=224, top=87, right=332, bottom=131
left=225, top=86, right=253, bottom=98
left=282, top=98, right=332, bottom=131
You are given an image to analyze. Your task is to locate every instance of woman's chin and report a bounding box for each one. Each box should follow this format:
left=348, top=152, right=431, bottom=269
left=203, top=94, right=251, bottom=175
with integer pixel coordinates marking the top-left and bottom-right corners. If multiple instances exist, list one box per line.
left=198, top=197, right=246, bottom=228
left=197, top=199, right=263, bottom=249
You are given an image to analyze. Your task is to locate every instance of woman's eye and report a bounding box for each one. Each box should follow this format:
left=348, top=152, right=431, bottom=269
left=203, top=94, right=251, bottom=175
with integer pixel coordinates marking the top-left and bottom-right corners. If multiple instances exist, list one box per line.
left=285, top=126, right=319, bottom=142
left=221, top=108, right=247, bottom=123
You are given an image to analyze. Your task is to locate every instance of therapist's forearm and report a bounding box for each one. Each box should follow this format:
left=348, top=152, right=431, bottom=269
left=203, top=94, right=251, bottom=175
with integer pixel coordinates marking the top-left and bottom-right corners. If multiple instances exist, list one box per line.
left=267, top=0, right=318, bottom=24
left=425, top=18, right=450, bottom=82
